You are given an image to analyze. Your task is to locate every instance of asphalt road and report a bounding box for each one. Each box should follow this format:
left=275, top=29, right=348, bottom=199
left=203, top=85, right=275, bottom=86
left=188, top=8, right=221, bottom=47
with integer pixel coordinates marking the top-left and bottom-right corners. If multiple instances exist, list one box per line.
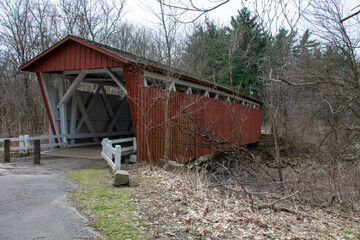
left=0, top=155, right=101, bottom=240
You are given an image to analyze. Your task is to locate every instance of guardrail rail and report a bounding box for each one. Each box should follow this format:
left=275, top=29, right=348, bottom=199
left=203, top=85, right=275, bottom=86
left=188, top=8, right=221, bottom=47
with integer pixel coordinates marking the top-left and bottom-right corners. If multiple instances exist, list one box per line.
left=101, top=137, right=137, bottom=171
left=0, top=131, right=134, bottom=153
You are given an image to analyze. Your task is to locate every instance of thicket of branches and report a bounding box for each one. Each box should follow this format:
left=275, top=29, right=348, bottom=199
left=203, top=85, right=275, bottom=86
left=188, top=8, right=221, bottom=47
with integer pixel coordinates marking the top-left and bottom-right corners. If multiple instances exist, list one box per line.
left=156, top=0, right=359, bottom=210
left=0, top=0, right=359, bottom=212
left=0, top=0, right=182, bottom=137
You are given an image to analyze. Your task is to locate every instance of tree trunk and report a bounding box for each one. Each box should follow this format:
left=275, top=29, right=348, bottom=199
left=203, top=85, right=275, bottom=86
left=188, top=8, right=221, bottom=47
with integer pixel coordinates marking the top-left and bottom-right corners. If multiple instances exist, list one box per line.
left=272, top=118, right=284, bottom=190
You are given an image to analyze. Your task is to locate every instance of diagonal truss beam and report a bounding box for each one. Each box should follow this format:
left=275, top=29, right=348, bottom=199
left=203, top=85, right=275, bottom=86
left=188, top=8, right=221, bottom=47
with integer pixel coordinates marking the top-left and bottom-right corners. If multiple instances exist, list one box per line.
left=100, top=85, right=121, bottom=132
left=75, top=86, right=101, bottom=133
left=105, top=68, right=127, bottom=95
left=57, top=70, right=86, bottom=109
left=75, top=92, right=98, bottom=142
left=106, top=98, right=128, bottom=132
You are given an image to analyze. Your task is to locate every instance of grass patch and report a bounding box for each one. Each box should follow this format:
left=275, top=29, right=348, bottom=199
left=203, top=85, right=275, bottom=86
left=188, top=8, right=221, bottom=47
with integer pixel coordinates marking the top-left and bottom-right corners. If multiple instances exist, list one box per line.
left=68, top=162, right=149, bottom=240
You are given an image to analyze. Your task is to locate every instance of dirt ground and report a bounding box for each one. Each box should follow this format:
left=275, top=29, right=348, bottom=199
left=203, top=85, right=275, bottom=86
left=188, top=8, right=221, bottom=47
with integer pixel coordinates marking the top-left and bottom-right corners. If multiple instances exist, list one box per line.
left=71, top=161, right=360, bottom=239
left=129, top=164, right=359, bottom=239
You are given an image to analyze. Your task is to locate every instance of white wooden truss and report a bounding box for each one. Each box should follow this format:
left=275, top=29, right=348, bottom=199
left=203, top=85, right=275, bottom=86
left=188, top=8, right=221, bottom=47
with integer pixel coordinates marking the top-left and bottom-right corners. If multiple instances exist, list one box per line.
left=40, top=67, right=132, bottom=148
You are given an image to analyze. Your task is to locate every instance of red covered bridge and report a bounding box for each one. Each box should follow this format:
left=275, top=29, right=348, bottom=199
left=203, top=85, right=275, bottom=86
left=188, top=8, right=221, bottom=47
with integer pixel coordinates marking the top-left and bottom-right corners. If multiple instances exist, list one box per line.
left=20, top=35, right=262, bottom=163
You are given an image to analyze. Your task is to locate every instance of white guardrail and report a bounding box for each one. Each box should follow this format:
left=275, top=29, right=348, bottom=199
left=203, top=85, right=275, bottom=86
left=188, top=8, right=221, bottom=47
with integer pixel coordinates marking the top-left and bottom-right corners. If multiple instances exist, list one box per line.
left=101, top=137, right=137, bottom=171
left=0, top=131, right=134, bottom=153
left=0, top=135, right=66, bottom=153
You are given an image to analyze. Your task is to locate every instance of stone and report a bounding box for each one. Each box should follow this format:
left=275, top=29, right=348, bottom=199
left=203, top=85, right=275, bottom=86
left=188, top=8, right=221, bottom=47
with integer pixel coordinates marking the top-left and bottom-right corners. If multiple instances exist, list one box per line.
left=129, top=154, right=137, bottom=163
left=158, top=159, right=184, bottom=172
left=114, top=170, right=129, bottom=186
left=167, top=161, right=184, bottom=172
left=158, top=159, right=166, bottom=168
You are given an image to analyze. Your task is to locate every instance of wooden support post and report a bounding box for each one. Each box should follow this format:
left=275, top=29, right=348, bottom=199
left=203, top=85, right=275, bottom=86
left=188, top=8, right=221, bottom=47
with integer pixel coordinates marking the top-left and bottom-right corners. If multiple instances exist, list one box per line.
left=39, top=72, right=61, bottom=144
left=34, top=140, right=41, bottom=164
left=58, top=78, right=68, bottom=145
left=69, top=93, right=78, bottom=145
left=4, top=139, right=10, bottom=162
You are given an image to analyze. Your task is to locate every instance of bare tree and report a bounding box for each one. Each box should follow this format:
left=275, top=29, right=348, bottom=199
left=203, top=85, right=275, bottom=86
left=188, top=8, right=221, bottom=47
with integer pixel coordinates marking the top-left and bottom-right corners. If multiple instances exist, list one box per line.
left=143, top=0, right=182, bottom=165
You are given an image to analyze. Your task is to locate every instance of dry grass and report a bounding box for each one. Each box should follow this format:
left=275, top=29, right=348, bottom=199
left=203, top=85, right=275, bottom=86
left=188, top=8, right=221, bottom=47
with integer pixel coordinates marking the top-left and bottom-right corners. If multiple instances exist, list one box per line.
left=68, top=161, right=360, bottom=239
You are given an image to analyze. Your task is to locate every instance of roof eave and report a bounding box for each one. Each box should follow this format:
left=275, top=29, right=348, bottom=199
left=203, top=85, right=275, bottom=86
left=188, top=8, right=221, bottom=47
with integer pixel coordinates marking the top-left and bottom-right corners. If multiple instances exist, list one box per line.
left=19, top=35, right=129, bottom=72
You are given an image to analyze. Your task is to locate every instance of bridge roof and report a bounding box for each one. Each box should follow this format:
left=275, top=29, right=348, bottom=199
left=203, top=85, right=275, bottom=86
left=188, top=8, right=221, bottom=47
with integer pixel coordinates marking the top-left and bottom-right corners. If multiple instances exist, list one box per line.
left=20, top=35, right=262, bottom=105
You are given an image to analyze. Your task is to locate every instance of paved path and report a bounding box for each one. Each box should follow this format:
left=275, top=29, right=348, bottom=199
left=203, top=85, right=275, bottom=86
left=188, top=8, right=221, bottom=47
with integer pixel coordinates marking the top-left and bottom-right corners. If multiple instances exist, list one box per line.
left=0, top=155, right=101, bottom=240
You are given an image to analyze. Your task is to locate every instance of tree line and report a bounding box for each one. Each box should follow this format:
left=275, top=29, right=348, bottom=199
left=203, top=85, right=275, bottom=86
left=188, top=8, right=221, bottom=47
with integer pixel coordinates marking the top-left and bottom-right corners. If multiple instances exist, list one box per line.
left=0, top=0, right=359, bottom=160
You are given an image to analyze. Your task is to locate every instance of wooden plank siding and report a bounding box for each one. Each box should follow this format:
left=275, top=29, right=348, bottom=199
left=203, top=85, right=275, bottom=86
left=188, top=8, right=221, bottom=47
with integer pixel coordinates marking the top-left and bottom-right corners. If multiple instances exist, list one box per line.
left=30, top=41, right=123, bottom=72
left=124, top=66, right=262, bottom=164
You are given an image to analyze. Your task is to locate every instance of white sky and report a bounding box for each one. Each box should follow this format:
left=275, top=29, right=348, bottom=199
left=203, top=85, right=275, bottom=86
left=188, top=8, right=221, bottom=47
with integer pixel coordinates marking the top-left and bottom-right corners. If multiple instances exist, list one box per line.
left=125, top=0, right=245, bottom=27
left=124, top=0, right=360, bottom=32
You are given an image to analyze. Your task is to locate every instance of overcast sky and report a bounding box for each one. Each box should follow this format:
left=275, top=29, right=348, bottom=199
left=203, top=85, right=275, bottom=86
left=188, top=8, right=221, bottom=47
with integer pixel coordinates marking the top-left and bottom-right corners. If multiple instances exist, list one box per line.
left=125, top=0, right=245, bottom=26
left=124, top=0, right=360, bottom=33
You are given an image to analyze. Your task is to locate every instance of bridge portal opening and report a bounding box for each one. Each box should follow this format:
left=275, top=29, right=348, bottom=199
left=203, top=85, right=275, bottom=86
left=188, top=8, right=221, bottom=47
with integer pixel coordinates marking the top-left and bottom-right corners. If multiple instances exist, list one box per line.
left=42, top=67, right=134, bottom=148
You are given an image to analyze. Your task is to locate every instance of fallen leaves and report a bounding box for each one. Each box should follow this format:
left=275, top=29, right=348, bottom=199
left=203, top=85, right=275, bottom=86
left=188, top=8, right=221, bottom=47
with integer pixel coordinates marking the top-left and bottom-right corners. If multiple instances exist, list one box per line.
left=128, top=163, right=360, bottom=239
left=71, top=162, right=360, bottom=239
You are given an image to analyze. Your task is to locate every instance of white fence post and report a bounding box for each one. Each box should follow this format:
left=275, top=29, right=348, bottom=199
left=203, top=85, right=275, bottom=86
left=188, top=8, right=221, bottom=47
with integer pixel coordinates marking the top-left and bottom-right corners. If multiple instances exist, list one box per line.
left=115, top=145, right=122, bottom=171
left=107, top=140, right=112, bottom=157
left=102, top=138, right=108, bottom=156
left=24, top=135, right=30, bottom=153
left=19, top=135, right=24, bottom=154
left=133, top=137, right=137, bottom=152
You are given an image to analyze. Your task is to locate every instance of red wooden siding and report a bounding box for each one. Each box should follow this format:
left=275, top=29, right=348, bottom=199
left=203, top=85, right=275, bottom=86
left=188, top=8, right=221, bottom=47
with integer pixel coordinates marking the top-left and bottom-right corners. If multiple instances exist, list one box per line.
left=29, top=40, right=123, bottom=72
left=20, top=36, right=262, bottom=164
left=124, top=66, right=262, bottom=163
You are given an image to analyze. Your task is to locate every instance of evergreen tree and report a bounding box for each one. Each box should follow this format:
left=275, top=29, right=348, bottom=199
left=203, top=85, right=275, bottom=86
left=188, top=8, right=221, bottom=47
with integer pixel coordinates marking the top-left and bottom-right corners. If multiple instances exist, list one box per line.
left=182, top=8, right=267, bottom=97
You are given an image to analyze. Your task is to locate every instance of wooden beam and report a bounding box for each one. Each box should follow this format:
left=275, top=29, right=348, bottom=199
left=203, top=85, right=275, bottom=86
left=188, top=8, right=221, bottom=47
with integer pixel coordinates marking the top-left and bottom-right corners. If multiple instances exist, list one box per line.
left=39, top=72, right=61, bottom=143
left=75, top=92, right=98, bottom=142
left=144, top=71, right=260, bottom=107
left=99, top=86, right=121, bottom=132
left=69, top=92, right=78, bottom=145
left=105, top=68, right=127, bottom=95
left=75, top=86, right=101, bottom=133
left=204, top=90, right=209, bottom=97
left=100, top=85, right=114, bottom=118
left=169, top=82, right=176, bottom=91
left=106, top=98, right=128, bottom=132
left=33, top=140, right=41, bottom=164
left=4, top=139, right=10, bottom=162
left=57, top=70, right=86, bottom=109
left=186, top=86, right=192, bottom=94
left=58, top=77, right=68, bottom=145
left=63, top=67, right=123, bottom=75
left=84, top=78, right=112, bottom=81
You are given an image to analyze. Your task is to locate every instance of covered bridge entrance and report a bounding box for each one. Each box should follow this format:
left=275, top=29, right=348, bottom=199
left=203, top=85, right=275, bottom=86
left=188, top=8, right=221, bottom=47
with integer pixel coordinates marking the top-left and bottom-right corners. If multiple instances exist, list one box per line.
left=20, top=35, right=262, bottom=163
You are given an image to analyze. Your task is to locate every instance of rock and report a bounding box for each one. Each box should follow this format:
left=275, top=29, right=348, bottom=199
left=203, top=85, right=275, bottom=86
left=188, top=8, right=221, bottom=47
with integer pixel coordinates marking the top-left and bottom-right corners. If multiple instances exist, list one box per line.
left=114, top=170, right=129, bottom=186
left=128, top=154, right=137, bottom=163
left=158, top=159, right=166, bottom=168
left=167, top=161, right=184, bottom=172
left=158, top=159, right=184, bottom=172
